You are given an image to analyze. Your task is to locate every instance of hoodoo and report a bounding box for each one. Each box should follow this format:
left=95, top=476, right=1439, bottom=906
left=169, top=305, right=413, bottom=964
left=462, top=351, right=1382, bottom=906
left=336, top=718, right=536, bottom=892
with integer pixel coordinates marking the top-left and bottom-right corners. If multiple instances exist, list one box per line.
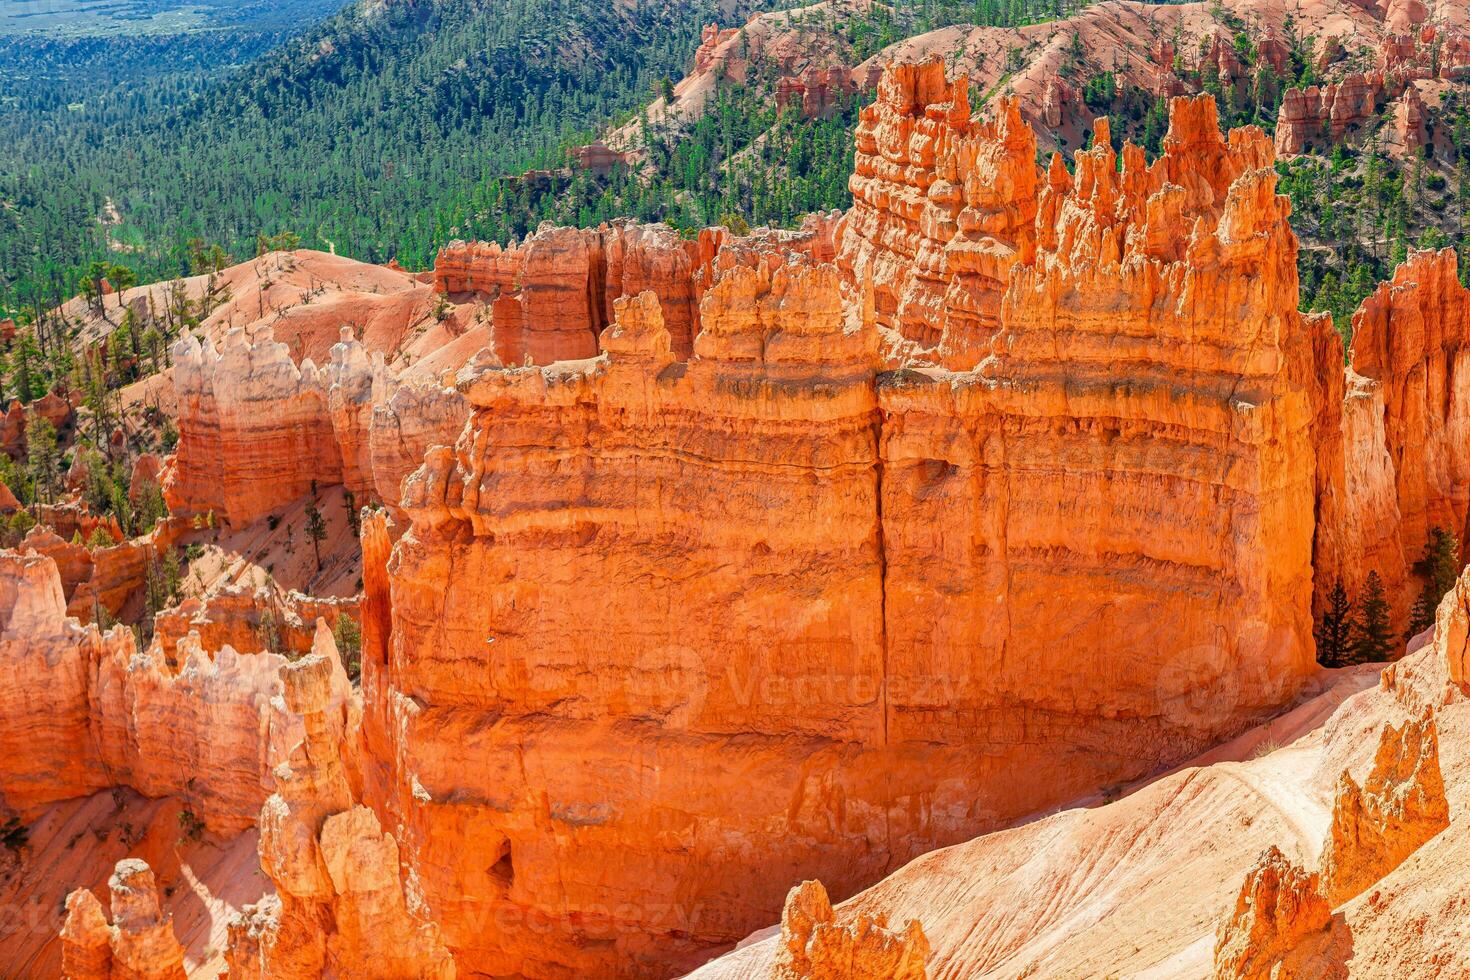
left=6, top=27, right=1470, bottom=980
left=355, top=71, right=1329, bottom=975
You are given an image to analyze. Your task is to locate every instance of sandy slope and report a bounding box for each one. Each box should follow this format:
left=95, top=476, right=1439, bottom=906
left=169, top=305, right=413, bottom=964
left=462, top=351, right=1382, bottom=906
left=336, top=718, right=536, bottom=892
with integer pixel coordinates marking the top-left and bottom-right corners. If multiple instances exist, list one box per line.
left=688, top=635, right=1468, bottom=979
left=0, top=789, right=267, bottom=979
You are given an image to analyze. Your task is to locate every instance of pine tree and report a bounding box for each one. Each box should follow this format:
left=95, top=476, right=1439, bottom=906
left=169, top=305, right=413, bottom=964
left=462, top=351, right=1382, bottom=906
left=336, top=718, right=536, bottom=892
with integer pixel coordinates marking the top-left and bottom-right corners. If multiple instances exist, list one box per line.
left=305, top=496, right=327, bottom=573
left=1405, top=526, right=1461, bottom=638
left=1351, top=570, right=1396, bottom=664
left=1315, top=579, right=1354, bottom=667
left=25, top=417, right=59, bottom=507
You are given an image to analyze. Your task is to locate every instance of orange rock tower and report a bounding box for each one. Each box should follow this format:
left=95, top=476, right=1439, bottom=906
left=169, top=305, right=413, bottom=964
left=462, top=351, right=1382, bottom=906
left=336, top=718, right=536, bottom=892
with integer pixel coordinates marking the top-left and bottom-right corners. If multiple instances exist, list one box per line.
left=360, top=65, right=1324, bottom=975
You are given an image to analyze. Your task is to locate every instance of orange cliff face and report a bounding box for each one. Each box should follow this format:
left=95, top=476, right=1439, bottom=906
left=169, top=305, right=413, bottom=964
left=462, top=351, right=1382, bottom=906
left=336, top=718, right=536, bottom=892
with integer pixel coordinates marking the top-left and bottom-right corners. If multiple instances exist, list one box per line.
left=880, top=85, right=1319, bottom=758
left=1312, top=248, right=1470, bottom=624
left=0, top=550, right=348, bottom=836
left=835, top=61, right=1037, bottom=366
left=17, top=56, right=1470, bottom=980
left=433, top=221, right=704, bottom=361
left=163, top=324, right=472, bottom=528
left=358, top=78, right=1329, bottom=976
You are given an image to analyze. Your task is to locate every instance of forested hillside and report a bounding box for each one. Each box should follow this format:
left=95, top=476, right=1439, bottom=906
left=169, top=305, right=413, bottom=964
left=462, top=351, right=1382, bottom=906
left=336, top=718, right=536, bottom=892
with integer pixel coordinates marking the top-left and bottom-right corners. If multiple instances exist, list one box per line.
left=4, top=0, right=1469, bottom=347
left=0, top=0, right=768, bottom=314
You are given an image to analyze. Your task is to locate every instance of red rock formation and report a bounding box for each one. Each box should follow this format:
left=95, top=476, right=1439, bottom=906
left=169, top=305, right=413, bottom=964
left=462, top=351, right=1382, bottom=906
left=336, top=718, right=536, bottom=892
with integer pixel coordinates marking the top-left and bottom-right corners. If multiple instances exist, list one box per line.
left=128, top=453, right=164, bottom=506
left=0, top=550, right=328, bottom=833
left=227, top=629, right=454, bottom=978
left=358, top=76, right=1324, bottom=977
left=1319, top=712, right=1450, bottom=904
left=1437, top=563, right=1470, bottom=687
left=1275, top=74, right=1382, bottom=155
left=881, top=89, right=1317, bottom=774
left=775, top=67, right=861, bottom=119
left=164, top=326, right=342, bottom=528
left=1392, top=83, right=1427, bottom=149
left=151, top=578, right=358, bottom=660
left=20, top=521, right=165, bottom=624
left=60, top=887, right=114, bottom=980
left=570, top=141, right=627, bottom=175
left=1212, top=846, right=1336, bottom=980
left=165, top=313, right=473, bottom=529
left=694, top=23, right=741, bottom=75
left=1314, top=249, right=1470, bottom=625
left=321, top=327, right=379, bottom=501
left=1275, top=27, right=1470, bottom=155
left=0, top=389, right=76, bottom=456
left=837, top=60, right=1037, bottom=365
left=773, top=881, right=928, bottom=980
left=434, top=221, right=703, bottom=359
left=368, top=371, right=470, bottom=517
left=60, top=859, right=187, bottom=980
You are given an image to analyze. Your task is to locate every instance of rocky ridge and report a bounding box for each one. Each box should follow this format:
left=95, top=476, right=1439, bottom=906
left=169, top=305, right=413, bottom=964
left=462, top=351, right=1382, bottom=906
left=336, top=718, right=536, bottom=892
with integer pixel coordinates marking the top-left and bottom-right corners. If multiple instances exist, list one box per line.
left=5, top=50, right=1470, bottom=980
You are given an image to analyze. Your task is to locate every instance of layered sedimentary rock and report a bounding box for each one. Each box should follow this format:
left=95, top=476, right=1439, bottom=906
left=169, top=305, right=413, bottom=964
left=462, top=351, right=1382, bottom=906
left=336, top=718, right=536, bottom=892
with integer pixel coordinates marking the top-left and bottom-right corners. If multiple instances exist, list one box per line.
left=370, top=86, right=1324, bottom=973
left=688, top=556, right=1470, bottom=980
left=226, top=630, right=454, bottom=978
left=368, top=372, right=470, bottom=516
left=836, top=60, right=1036, bottom=364
left=166, top=322, right=471, bottom=528
left=1319, top=712, right=1449, bottom=904
left=1313, top=248, right=1470, bottom=622
left=1274, top=28, right=1470, bottom=155
left=1212, top=846, right=1335, bottom=980
left=21, top=521, right=163, bottom=624
left=128, top=452, right=165, bottom=505
left=380, top=270, right=893, bottom=975
left=152, top=579, right=358, bottom=661
left=1438, top=562, right=1470, bottom=687
left=0, top=550, right=319, bottom=833
left=165, top=326, right=343, bottom=528
left=321, top=326, right=379, bottom=500
left=880, top=91, right=1316, bottom=772
left=1275, top=74, right=1381, bottom=155
left=434, top=221, right=703, bottom=359
left=0, top=389, right=75, bottom=456
left=772, top=881, right=928, bottom=980
left=61, top=859, right=188, bottom=980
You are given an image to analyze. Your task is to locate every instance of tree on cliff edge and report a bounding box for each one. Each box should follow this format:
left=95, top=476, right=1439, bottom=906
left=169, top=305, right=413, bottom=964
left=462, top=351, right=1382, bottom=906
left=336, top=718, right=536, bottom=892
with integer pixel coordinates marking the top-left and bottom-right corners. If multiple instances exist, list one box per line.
left=305, top=497, right=327, bottom=574
left=1351, top=571, right=1396, bottom=665
left=1405, top=526, right=1462, bottom=639
left=1315, top=580, right=1355, bottom=668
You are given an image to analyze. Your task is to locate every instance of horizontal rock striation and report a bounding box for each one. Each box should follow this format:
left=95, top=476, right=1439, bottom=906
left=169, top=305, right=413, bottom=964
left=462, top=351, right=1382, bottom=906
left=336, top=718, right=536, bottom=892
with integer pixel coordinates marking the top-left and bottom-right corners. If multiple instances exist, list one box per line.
left=434, top=220, right=703, bottom=360
left=0, top=550, right=337, bottom=834
left=165, top=324, right=473, bottom=528
left=367, top=87, right=1331, bottom=972
left=165, top=326, right=344, bottom=529
left=1313, top=248, right=1470, bottom=625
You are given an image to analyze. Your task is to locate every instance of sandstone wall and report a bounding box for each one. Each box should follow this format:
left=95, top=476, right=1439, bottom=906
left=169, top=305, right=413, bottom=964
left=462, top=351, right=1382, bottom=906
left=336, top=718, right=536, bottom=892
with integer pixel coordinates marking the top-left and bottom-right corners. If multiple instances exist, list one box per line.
left=0, top=551, right=326, bottom=834
left=165, top=324, right=473, bottom=529
left=165, top=326, right=343, bottom=529
left=366, top=86, right=1327, bottom=970
left=1313, top=248, right=1470, bottom=622
left=835, top=61, right=1036, bottom=366
left=434, top=220, right=703, bottom=360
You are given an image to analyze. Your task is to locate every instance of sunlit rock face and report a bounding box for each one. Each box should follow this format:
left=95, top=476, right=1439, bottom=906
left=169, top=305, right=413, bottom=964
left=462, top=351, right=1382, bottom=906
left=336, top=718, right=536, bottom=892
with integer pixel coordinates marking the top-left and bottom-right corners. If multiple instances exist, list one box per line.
left=361, top=76, right=1328, bottom=977
left=1313, top=248, right=1470, bottom=626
